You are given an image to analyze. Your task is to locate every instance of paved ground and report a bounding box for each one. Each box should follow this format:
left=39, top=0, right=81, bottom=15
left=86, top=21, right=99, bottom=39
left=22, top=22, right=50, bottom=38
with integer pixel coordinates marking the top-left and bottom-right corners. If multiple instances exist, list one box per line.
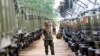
left=19, top=35, right=74, bottom=56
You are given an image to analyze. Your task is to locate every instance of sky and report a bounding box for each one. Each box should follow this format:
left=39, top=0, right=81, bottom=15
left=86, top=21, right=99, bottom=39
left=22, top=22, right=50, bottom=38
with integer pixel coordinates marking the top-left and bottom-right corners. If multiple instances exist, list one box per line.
left=53, top=0, right=64, bottom=21
left=53, top=0, right=63, bottom=9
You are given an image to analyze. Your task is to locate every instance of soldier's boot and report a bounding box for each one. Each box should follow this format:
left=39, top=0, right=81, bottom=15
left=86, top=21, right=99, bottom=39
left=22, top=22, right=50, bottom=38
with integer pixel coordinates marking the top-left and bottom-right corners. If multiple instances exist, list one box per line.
left=51, top=50, right=55, bottom=55
left=50, top=44, right=55, bottom=55
left=75, top=51, right=79, bottom=56
left=45, top=45, right=48, bottom=55
left=45, top=49, right=48, bottom=55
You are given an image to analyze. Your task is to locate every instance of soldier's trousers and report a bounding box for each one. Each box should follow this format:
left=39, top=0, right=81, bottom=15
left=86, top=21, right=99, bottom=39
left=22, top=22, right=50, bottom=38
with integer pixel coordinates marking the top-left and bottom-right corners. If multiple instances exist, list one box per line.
left=44, top=40, right=55, bottom=55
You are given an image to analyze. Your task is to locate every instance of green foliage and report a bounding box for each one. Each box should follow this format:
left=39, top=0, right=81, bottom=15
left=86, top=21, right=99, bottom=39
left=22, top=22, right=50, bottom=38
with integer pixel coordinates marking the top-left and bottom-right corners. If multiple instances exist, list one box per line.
left=18, top=0, right=55, bottom=18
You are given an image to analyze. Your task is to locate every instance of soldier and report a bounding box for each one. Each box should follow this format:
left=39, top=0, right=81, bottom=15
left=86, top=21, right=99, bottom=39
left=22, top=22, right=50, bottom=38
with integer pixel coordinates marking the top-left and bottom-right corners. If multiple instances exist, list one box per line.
left=42, top=21, right=55, bottom=55
left=52, top=24, right=56, bottom=34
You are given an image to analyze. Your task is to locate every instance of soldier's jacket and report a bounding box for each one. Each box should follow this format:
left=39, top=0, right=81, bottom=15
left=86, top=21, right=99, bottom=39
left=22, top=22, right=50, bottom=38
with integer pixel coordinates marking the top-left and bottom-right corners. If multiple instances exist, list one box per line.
left=43, top=28, right=53, bottom=40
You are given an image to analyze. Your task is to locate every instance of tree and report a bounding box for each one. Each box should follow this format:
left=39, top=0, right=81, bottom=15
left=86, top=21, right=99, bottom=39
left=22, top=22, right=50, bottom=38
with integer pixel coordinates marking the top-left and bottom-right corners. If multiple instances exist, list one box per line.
left=18, top=0, right=55, bottom=18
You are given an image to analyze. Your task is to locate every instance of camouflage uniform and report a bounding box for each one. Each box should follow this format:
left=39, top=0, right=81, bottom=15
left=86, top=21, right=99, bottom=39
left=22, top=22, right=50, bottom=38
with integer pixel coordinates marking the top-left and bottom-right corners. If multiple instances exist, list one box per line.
left=43, top=28, right=55, bottom=55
